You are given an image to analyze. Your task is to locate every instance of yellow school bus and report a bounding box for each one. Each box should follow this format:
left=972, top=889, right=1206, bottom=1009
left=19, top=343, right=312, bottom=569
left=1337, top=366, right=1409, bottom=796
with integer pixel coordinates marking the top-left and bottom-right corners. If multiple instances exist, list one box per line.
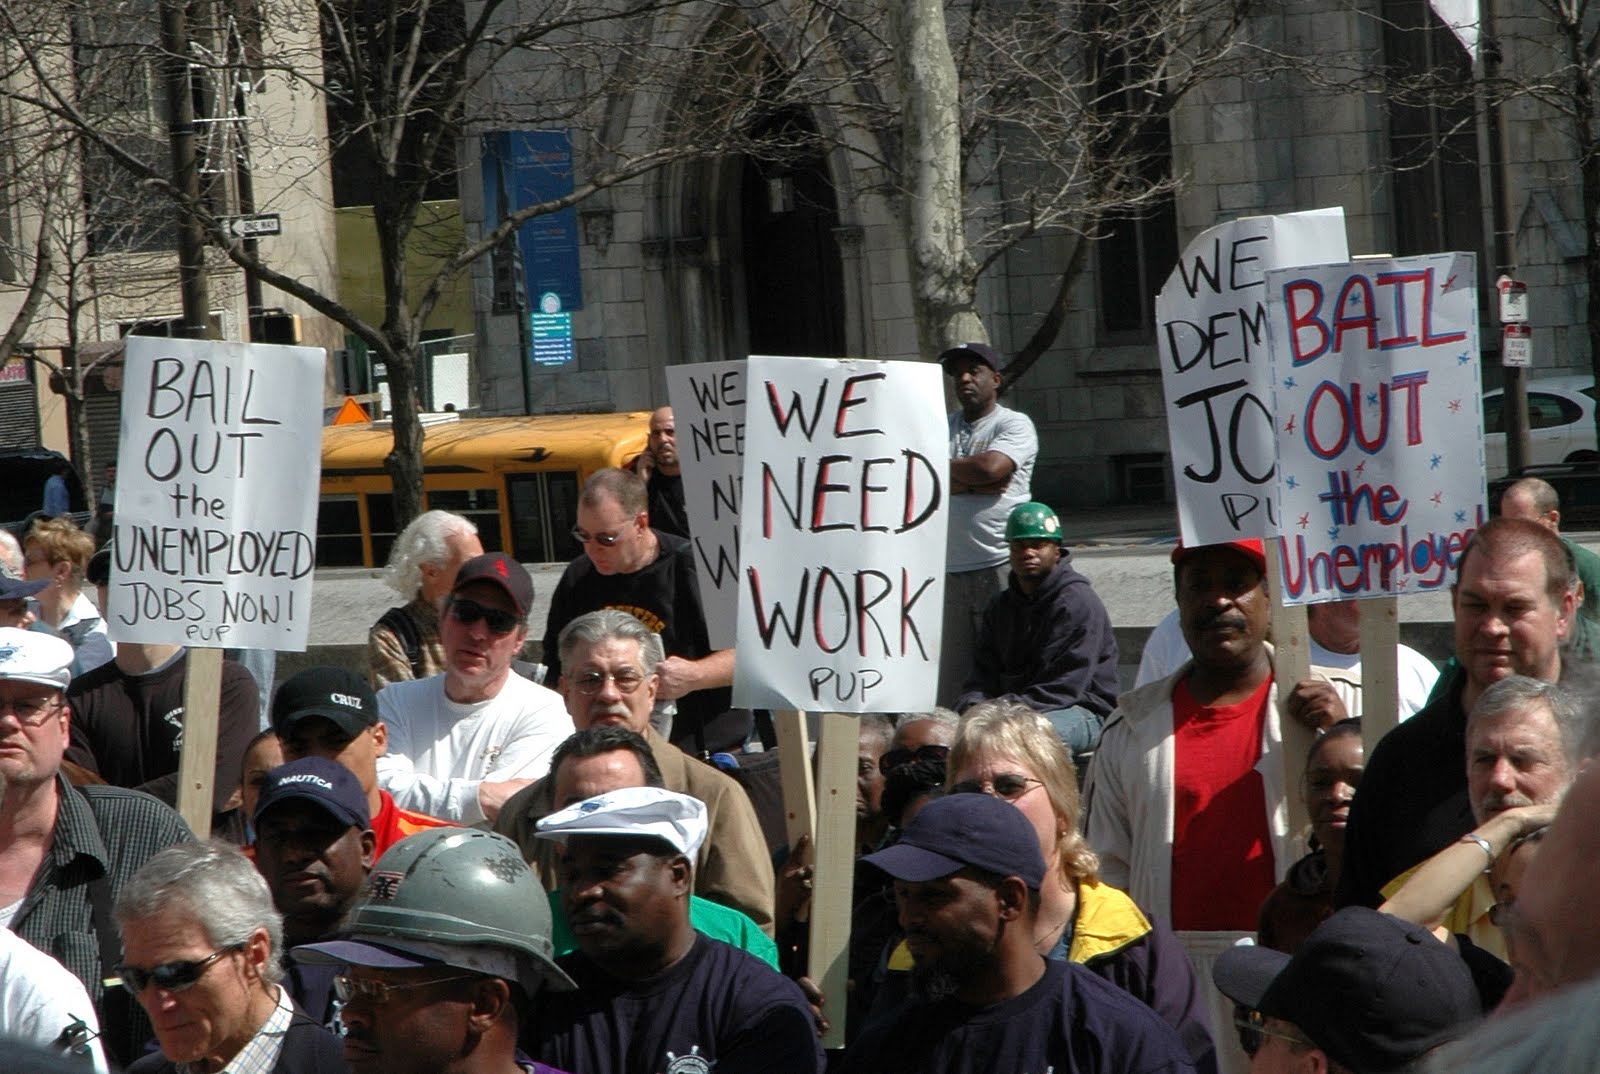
left=318, top=412, right=650, bottom=567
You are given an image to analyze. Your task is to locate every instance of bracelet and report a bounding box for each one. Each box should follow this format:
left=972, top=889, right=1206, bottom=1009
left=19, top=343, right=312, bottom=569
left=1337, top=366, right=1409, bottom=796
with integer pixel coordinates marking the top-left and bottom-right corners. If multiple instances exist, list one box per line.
left=1459, top=832, right=1495, bottom=870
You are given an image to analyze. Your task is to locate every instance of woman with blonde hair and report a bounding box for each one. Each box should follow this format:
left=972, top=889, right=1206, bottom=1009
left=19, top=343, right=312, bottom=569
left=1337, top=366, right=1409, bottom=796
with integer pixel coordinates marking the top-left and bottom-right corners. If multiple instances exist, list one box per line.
left=943, top=700, right=1216, bottom=1071
left=24, top=516, right=112, bottom=673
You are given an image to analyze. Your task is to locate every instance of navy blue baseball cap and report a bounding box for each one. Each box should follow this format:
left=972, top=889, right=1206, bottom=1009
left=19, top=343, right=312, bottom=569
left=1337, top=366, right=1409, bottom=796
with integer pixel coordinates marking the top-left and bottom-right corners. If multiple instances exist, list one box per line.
left=862, top=792, right=1046, bottom=890
left=1213, top=907, right=1480, bottom=1073
left=253, top=757, right=370, bottom=830
left=938, top=342, right=1002, bottom=373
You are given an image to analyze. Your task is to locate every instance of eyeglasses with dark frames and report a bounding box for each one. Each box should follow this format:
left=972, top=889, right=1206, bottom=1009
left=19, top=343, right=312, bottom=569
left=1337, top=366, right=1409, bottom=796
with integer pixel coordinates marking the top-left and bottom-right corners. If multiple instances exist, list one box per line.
left=447, top=597, right=520, bottom=636
left=570, top=526, right=624, bottom=548
left=948, top=773, right=1043, bottom=801
left=1233, top=1010, right=1314, bottom=1058
left=114, top=945, right=243, bottom=995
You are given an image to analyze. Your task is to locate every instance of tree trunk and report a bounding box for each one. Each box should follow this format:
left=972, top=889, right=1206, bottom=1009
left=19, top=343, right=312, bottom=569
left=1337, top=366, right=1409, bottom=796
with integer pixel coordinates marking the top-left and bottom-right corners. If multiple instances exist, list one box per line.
left=891, top=0, right=985, bottom=357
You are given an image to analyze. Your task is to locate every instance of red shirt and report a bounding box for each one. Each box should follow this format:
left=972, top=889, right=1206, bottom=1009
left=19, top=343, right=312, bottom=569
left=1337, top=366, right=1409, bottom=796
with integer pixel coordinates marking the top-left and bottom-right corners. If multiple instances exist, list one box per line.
left=1169, top=675, right=1276, bottom=931
left=372, top=789, right=455, bottom=856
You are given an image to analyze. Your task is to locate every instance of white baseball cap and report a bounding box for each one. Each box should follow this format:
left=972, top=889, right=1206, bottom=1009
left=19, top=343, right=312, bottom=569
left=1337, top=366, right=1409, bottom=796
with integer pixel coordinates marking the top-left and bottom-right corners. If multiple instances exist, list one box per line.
left=0, top=628, right=73, bottom=690
left=534, top=786, right=709, bottom=859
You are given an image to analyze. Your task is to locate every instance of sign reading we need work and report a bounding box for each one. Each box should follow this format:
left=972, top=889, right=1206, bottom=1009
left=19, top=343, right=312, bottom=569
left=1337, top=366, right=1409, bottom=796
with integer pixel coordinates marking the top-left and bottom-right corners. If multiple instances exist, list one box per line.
left=110, top=336, right=324, bottom=649
left=1157, top=208, right=1349, bottom=545
left=733, top=355, right=945, bottom=713
left=666, top=361, right=746, bottom=650
left=1267, top=253, right=1485, bottom=604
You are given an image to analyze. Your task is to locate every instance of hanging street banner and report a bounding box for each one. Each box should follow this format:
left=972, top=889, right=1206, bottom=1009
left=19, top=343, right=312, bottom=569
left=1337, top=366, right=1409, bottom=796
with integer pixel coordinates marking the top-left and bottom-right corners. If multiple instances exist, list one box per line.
left=666, top=361, right=746, bottom=650
left=1157, top=208, right=1349, bottom=545
left=1267, top=252, right=1485, bottom=604
left=109, top=336, right=325, bottom=649
left=733, top=355, right=945, bottom=713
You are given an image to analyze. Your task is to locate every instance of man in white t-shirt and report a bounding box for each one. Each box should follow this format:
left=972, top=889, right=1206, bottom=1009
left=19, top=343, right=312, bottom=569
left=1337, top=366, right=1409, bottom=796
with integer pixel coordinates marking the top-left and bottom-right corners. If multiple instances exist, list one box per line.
left=0, top=927, right=108, bottom=1072
left=939, top=342, right=1039, bottom=706
left=377, top=553, right=573, bottom=827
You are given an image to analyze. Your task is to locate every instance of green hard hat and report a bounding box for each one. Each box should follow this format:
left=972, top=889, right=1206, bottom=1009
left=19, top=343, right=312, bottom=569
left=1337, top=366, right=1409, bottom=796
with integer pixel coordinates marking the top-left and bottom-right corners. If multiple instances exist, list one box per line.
left=1005, top=501, right=1063, bottom=542
left=336, top=827, right=575, bottom=993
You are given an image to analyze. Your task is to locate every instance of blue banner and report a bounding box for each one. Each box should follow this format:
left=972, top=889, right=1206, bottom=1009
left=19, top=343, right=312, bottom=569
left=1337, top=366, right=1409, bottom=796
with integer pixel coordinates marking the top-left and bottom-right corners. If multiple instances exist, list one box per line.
left=481, top=130, right=583, bottom=314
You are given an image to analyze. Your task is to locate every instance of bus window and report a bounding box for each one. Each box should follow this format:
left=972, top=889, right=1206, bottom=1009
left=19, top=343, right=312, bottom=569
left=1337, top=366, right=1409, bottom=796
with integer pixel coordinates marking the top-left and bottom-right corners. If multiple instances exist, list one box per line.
left=546, top=471, right=580, bottom=560
left=366, top=493, right=398, bottom=566
left=507, top=472, right=582, bottom=563
left=316, top=496, right=365, bottom=567
left=426, top=488, right=503, bottom=553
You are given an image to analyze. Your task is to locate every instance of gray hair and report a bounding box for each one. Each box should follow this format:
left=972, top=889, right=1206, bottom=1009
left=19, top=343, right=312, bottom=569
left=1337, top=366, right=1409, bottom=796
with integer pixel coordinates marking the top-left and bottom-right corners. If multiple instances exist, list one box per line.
left=1421, top=971, right=1600, bottom=1073
left=557, top=609, right=665, bottom=674
left=892, top=708, right=960, bottom=746
left=115, top=841, right=285, bottom=985
left=0, top=530, right=21, bottom=577
left=859, top=713, right=895, bottom=753
left=381, top=510, right=478, bottom=598
left=1467, top=675, right=1586, bottom=768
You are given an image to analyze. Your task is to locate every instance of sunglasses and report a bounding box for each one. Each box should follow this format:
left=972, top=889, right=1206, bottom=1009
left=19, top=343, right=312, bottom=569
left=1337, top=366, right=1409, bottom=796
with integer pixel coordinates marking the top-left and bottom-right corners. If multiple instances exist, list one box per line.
left=448, top=597, right=520, bottom=636
left=949, top=773, right=1042, bottom=801
left=333, top=972, right=480, bottom=1005
left=115, top=945, right=241, bottom=995
left=570, top=526, right=624, bottom=548
left=879, top=744, right=951, bottom=776
left=1233, top=1010, right=1314, bottom=1057
left=572, top=669, right=648, bottom=695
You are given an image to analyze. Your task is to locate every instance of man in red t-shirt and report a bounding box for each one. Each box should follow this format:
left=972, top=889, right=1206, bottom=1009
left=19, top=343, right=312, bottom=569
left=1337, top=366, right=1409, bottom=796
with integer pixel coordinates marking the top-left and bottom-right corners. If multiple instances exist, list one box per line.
left=1084, top=539, right=1289, bottom=1074
left=272, top=666, right=455, bottom=856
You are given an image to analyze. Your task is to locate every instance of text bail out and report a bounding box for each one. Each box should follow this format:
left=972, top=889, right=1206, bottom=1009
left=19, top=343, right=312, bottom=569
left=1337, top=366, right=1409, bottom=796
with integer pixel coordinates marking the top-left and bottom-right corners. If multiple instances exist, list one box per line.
left=111, top=337, right=325, bottom=651
left=734, top=356, right=947, bottom=713
left=1267, top=252, right=1485, bottom=605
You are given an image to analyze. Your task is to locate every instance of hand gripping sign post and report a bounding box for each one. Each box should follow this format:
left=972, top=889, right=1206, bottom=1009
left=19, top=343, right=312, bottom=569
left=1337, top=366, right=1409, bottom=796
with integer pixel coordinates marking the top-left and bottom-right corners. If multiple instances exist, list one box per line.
left=110, top=336, right=325, bottom=835
left=700, top=355, right=945, bottom=1048
left=1267, top=251, right=1484, bottom=755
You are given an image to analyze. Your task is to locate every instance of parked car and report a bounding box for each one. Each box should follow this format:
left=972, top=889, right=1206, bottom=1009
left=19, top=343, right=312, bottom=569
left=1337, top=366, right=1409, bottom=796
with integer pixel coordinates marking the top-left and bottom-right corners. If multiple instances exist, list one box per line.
left=1482, top=375, right=1599, bottom=477
left=0, top=447, right=88, bottom=536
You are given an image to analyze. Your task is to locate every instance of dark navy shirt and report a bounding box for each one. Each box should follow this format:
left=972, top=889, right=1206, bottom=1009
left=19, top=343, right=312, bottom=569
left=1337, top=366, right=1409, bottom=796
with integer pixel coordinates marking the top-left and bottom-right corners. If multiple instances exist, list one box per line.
left=844, top=957, right=1195, bottom=1074
left=529, top=933, right=823, bottom=1074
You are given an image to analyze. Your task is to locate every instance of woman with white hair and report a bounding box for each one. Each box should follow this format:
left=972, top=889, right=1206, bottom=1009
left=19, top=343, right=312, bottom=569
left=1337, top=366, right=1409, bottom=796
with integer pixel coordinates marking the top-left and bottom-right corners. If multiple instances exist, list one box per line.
left=367, top=510, right=481, bottom=688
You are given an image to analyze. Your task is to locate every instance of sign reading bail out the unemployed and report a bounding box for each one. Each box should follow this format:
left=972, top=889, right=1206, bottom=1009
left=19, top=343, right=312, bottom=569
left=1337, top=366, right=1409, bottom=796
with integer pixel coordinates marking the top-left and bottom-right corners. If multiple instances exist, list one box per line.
left=733, top=355, right=946, bottom=713
left=1267, top=252, right=1485, bottom=604
left=110, top=336, right=325, bottom=650
left=1157, top=207, right=1349, bottom=546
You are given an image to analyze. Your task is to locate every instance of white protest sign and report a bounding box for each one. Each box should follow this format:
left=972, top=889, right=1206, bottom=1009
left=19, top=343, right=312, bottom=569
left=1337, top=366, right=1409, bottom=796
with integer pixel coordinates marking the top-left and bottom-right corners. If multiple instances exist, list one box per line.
left=110, top=337, right=325, bottom=649
left=734, top=356, right=945, bottom=712
left=666, top=361, right=745, bottom=650
left=1267, top=252, right=1485, bottom=604
left=1158, top=208, right=1349, bottom=544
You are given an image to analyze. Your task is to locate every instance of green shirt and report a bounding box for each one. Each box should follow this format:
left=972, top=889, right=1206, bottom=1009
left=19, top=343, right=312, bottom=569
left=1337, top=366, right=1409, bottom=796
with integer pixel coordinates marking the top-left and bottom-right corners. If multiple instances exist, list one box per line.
left=547, top=891, right=779, bottom=969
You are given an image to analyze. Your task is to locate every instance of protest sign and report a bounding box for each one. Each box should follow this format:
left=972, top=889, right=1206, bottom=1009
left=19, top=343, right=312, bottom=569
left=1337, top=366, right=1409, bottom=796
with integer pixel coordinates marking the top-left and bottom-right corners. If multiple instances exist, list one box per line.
left=666, top=361, right=745, bottom=650
left=733, top=355, right=945, bottom=712
left=1157, top=208, right=1349, bottom=544
left=110, top=337, right=325, bottom=650
left=1266, top=252, right=1484, bottom=604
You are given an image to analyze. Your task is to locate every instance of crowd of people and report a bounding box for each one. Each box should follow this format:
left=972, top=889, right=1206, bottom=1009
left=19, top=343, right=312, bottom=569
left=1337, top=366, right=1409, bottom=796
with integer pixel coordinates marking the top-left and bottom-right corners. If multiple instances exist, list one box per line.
left=0, top=352, right=1598, bottom=1073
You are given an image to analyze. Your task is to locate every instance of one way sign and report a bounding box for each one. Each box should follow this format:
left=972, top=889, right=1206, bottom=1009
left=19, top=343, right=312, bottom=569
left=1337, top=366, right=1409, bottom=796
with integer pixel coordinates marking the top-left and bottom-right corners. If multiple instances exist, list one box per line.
left=224, top=213, right=282, bottom=238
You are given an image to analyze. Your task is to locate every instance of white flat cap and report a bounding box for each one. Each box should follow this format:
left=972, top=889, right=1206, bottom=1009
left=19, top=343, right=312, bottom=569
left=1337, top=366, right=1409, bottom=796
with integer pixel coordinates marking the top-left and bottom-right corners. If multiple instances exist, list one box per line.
left=0, top=628, right=73, bottom=690
left=535, top=786, right=709, bottom=859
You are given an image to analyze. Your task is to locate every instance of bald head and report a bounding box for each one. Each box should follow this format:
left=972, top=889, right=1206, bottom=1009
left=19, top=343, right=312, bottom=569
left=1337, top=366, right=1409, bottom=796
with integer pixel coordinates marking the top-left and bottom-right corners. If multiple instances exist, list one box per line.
left=648, top=406, right=679, bottom=475
left=1502, top=478, right=1561, bottom=533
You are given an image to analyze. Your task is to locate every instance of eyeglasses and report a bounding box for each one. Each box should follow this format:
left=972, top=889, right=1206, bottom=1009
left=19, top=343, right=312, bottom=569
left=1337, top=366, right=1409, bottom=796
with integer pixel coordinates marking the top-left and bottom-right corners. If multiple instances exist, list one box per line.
left=570, top=526, right=624, bottom=548
left=0, top=694, right=61, bottom=726
left=115, top=945, right=241, bottom=995
left=879, top=744, right=950, bottom=776
left=333, top=972, right=480, bottom=1005
left=1233, top=1011, right=1314, bottom=1057
left=949, top=774, right=1042, bottom=801
left=447, top=597, right=520, bottom=636
left=572, top=669, right=649, bottom=695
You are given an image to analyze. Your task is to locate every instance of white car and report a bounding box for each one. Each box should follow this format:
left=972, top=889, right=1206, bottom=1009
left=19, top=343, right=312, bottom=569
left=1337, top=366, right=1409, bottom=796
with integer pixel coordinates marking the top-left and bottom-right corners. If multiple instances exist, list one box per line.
left=1482, top=375, right=1598, bottom=477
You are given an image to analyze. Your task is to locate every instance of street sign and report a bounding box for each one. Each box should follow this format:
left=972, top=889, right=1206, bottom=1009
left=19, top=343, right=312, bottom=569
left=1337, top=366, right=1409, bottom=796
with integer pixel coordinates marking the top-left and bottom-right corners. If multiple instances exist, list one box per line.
left=224, top=213, right=282, bottom=238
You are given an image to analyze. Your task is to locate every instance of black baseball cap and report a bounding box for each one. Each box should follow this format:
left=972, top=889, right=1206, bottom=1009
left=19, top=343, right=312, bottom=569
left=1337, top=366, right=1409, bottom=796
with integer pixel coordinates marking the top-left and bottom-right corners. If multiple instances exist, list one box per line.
left=270, top=666, right=378, bottom=739
left=254, top=757, right=370, bottom=829
left=938, top=342, right=1002, bottom=373
left=861, top=792, right=1046, bottom=890
left=452, top=553, right=534, bottom=618
left=1212, top=907, right=1480, bottom=1073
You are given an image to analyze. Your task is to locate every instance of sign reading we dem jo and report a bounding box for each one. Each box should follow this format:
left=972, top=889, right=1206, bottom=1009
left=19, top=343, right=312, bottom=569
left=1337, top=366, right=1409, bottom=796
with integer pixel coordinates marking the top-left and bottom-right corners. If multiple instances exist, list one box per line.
left=109, top=336, right=324, bottom=650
